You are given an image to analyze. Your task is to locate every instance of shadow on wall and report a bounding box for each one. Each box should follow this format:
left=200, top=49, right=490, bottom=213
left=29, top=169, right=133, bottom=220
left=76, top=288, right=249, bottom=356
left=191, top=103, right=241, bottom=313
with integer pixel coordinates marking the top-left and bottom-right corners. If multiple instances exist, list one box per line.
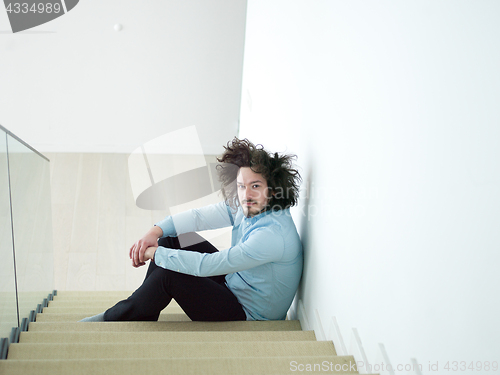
left=290, top=162, right=314, bottom=321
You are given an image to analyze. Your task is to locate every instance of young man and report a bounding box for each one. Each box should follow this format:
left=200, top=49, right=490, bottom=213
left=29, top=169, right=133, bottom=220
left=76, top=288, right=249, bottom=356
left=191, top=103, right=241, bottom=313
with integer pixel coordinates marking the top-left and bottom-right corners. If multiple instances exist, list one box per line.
left=81, top=138, right=302, bottom=322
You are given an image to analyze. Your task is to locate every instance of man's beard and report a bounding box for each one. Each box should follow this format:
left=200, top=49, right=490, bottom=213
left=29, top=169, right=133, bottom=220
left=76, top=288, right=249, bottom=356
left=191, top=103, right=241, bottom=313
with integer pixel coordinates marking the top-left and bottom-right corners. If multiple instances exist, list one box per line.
left=242, top=200, right=269, bottom=218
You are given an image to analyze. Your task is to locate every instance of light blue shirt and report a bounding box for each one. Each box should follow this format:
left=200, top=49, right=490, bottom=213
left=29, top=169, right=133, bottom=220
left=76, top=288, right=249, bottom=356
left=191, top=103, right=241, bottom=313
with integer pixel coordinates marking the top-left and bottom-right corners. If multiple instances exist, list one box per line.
left=154, top=201, right=303, bottom=320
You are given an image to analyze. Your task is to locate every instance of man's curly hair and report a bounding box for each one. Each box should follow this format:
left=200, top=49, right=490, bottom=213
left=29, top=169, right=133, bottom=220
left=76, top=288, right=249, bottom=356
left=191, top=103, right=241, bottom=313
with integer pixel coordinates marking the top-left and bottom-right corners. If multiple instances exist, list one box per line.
left=216, top=138, right=301, bottom=211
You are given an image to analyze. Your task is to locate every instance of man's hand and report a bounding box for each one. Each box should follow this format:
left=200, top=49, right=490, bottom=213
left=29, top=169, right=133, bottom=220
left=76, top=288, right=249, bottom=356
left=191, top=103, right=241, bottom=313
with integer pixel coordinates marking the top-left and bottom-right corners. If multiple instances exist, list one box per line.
left=143, top=246, right=158, bottom=264
left=129, top=226, right=163, bottom=268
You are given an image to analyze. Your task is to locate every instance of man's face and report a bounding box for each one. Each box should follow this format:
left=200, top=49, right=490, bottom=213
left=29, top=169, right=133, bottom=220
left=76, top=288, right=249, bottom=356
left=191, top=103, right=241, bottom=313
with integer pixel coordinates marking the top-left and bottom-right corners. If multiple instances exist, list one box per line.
left=237, top=167, right=272, bottom=218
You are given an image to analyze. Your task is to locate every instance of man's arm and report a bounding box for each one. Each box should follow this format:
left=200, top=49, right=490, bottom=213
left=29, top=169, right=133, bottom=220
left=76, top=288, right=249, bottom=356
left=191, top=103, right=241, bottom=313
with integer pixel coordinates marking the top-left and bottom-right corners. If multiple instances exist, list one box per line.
left=154, top=225, right=285, bottom=277
left=158, top=200, right=235, bottom=236
left=131, top=201, right=235, bottom=267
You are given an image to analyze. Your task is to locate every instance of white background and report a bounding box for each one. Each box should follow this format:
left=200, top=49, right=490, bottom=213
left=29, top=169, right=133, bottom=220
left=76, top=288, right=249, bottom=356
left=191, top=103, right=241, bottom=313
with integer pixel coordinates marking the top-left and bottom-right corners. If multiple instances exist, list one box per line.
left=239, top=1, right=500, bottom=373
left=0, top=0, right=246, bottom=154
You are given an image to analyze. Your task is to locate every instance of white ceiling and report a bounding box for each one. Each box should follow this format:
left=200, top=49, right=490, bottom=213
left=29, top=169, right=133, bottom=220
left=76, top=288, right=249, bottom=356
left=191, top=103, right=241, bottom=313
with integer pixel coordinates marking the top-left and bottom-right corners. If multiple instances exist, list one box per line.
left=0, top=0, right=247, bottom=155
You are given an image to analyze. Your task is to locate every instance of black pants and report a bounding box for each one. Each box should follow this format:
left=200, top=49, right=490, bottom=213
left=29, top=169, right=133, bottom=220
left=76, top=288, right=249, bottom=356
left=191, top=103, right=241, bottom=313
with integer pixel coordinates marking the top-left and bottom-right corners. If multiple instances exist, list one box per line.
left=103, top=232, right=246, bottom=322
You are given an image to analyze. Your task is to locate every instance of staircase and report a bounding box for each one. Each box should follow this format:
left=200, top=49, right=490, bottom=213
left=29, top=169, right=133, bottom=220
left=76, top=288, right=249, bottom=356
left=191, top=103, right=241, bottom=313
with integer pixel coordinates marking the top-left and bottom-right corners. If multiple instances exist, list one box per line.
left=0, top=291, right=378, bottom=374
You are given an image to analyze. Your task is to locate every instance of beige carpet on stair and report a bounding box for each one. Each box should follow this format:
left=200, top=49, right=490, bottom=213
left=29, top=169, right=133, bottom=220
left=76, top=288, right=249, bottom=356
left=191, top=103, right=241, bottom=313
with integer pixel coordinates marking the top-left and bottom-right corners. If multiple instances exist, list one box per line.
left=0, top=291, right=378, bottom=375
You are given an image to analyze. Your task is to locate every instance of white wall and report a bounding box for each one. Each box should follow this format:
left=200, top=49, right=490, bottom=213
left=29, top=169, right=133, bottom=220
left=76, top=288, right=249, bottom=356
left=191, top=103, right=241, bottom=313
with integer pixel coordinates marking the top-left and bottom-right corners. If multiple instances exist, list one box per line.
left=240, top=1, right=500, bottom=373
left=0, top=0, right=246, bottom=154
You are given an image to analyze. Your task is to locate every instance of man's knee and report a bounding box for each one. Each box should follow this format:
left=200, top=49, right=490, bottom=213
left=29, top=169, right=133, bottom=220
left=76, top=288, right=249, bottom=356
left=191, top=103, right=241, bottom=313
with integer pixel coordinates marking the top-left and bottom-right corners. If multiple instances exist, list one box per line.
left=149, top=267, right=194, bottom=289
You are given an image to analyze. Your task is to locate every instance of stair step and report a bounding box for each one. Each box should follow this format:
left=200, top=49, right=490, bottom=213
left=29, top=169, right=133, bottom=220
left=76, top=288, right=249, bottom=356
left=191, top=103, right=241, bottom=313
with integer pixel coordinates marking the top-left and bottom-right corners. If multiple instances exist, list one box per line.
left=8, top=341, right=337, bottom=360
left=19, top=330, right=317, bottom=343
left=34, top=313, right=191, bottom=322
left=0, top=356, right=363, bottom=375
left=41, top=305, right=184, bottom=314
left=50, top=297, right=135, bottom=304
left=28, top=320, right=303, bottom=332
left=53, top=291, right=134, bottom=299
left=47, top=300, right=182, bottom=308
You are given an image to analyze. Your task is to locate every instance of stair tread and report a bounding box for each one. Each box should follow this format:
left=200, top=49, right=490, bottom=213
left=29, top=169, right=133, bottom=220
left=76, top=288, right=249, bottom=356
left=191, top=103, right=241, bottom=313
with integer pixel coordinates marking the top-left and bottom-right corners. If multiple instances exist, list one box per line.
left=0, top=357, right=362, bottom=375
left=19, top=330, right=317, bottom=343
left=34, top=313, right=191, bottom=322
left=28, top=320, right=303, bottom=332
left=8, top=341, right=337, bottom=359
left=41, top=305, right=184, bottom=314
left=53, top=291, right=134, bottom=298
left=47, top=300, right=180, bottom=308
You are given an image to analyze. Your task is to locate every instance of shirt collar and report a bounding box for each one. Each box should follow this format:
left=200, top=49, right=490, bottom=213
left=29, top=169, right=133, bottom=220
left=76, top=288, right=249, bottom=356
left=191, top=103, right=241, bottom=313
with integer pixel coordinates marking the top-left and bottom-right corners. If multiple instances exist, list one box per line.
left=243, top=208, right=274, bottom=225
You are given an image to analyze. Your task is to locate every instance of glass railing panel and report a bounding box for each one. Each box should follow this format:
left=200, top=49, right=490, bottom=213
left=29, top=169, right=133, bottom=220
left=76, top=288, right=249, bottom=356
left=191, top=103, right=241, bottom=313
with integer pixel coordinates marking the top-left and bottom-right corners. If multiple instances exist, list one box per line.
left=7, top=133, right=53, bottom=321
left=0, top=128, right=18, bottom=338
